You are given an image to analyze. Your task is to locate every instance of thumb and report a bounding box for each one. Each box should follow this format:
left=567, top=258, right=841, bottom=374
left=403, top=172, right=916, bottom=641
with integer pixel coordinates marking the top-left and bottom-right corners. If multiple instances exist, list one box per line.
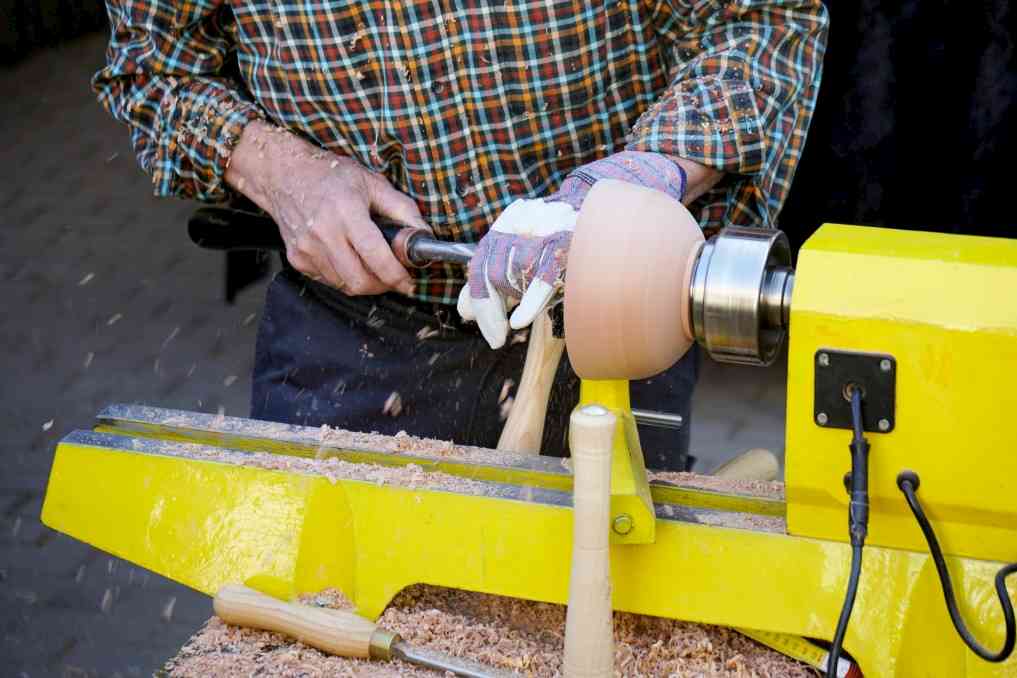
left=510, top=278, right=555, bottom=330
left=367, top=175, right=431, bottom=232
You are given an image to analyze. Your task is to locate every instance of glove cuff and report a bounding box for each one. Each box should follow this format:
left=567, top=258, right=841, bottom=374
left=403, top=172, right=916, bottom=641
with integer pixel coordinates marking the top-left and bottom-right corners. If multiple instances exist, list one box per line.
left=547, top=151, right=687, bottom=210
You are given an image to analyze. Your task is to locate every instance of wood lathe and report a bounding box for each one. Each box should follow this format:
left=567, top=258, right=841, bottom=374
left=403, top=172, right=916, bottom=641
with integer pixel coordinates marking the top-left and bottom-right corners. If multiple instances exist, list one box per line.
left=42, top=182, right=1017, bottom=676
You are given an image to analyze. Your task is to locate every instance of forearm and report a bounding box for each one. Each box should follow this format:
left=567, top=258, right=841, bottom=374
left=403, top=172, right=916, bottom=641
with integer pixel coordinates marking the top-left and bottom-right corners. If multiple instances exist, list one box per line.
left=669, top=156, right=723, bottom=205
left=225, top=120, right=309, bottom=212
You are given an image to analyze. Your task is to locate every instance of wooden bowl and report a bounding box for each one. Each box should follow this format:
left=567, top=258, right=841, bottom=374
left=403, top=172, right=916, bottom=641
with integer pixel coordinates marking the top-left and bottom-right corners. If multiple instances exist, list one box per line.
left=565, top=180, right=703, bottom=379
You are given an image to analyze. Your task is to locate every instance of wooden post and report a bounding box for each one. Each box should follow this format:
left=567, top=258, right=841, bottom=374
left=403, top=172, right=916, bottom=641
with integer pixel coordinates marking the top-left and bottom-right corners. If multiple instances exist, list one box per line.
left=563, top=404, right=617, bottom=677
left=497, top=309, right=565, bottom=454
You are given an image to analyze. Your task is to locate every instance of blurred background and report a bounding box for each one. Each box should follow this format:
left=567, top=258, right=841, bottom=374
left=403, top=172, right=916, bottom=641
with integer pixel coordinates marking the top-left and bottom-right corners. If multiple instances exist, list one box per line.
left=2, top=1, right=1014, bottom=675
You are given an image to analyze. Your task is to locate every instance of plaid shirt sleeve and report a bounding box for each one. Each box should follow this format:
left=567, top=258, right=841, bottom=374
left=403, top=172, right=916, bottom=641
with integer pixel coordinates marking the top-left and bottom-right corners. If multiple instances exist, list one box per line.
left=625, top=0, right=829, bottom=229
left=92, top=0, right=263, bottom=201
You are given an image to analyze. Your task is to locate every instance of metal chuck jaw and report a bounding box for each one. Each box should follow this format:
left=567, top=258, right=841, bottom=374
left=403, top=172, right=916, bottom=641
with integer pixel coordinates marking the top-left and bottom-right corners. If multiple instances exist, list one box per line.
left=689, top=227, right=794, bottom=366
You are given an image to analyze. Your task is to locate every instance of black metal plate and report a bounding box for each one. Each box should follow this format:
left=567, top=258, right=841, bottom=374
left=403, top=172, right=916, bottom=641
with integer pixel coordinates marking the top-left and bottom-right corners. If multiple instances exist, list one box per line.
left=814, top=349, right=896, bottom=433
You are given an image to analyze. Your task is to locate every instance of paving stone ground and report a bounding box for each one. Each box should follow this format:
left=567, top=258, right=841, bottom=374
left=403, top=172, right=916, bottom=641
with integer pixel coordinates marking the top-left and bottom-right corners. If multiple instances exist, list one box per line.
left=0, top=33, right=787, bottom=677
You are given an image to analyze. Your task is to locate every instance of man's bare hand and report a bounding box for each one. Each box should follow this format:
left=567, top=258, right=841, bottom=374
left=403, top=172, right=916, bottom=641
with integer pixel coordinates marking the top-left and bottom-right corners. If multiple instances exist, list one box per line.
left=225, top=120, right=427, bottom=295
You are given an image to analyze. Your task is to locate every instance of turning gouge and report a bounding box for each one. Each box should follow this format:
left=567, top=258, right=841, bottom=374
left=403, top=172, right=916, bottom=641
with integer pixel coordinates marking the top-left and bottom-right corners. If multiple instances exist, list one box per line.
left=214, top=584, right=510, bottom=678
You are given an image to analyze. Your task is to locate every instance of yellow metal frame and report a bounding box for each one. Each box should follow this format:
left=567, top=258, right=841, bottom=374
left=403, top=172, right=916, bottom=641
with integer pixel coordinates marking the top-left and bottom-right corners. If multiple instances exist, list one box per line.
left=578, top=379, right=655, bottom=544
left=42, top=405, right=1017, bottom=676
left=786, top=225, right=1017, bottom=563
left=39, top=224, right=1017, bottom=676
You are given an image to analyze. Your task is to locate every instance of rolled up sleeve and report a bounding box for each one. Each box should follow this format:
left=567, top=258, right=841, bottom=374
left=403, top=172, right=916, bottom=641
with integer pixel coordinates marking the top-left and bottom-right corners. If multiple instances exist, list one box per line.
left=93, top=0, right=263, bottom=201
left=626, top=0, right=829, bottom=229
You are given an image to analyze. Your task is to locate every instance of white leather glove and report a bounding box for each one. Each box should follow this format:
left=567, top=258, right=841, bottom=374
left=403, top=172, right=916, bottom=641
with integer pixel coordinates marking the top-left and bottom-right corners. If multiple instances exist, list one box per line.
left=457, top=198, right=576, bottom=349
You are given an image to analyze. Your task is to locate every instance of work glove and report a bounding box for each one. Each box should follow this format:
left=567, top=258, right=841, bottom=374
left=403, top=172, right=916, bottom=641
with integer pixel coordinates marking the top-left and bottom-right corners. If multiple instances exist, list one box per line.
left=459, top=151, right=687, bottom=349
left=457, top=199, right=576, bottom=349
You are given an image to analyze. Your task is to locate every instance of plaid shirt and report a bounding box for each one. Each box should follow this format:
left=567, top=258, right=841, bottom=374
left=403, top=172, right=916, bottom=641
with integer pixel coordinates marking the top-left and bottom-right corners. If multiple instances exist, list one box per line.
left=94, top=0, right=827, bottom=304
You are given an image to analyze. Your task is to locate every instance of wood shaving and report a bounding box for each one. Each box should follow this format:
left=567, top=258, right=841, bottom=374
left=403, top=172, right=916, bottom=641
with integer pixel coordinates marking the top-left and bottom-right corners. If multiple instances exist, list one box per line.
left=129, top=437, right=492, bottom=495
left=383, top=392, right=403, bottom=417
left=416, top=325, right=440, bottom=340
left=509, top=329, right=529, bottom=345
left=165, top=585, right=817, bottom=677
left=499, top=396, right=514, bottom=422
left=648, top=470, right=784, bottom=501
left=149, top=411, right=787, bottom=503
left=498, top=379, right=514, bottom=404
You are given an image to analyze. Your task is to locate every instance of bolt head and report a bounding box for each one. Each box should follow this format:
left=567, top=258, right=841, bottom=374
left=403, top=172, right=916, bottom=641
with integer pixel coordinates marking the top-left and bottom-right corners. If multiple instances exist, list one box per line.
left=880, top=359, right=892, bottom=373
left=818, top=353, right=830, bottom=367
left=816, top=412, right=829, bottom=425
left=878, top=418, right=891, bottom=431
left=612, top=514, right=634, bottom=535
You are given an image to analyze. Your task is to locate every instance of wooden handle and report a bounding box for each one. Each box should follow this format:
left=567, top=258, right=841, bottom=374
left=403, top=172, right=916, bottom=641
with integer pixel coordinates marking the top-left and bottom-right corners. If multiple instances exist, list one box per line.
left=563, top=405, right=617, bottom=678
left=712, top=448, right=779, bottom=482
left=497, top=309, right=565, bottom=454
left=214, top=585, right=382, bottom=659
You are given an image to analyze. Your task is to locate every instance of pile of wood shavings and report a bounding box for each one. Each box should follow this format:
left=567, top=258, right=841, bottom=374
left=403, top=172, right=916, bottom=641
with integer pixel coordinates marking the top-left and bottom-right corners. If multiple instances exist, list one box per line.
left=318, top=426, right=788, bottom=504
left=165, top=585, right=817, bottom=677
left=132, top=437, right=492, bottom=495
left=318, top=424, right=531, bottom=467
left=648, top=470, right=784, bottom=501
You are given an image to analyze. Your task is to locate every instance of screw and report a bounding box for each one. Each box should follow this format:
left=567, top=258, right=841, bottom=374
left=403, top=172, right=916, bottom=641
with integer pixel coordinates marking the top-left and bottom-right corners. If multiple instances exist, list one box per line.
left=880, top=359, right=892, bottom=372
left=818, top=353, right=830, bottom=367
left=816, top=412, right=829, bottom=425
left=878, top=418, right=891, bottom=431
left=612, top=514, right=634, bottom=535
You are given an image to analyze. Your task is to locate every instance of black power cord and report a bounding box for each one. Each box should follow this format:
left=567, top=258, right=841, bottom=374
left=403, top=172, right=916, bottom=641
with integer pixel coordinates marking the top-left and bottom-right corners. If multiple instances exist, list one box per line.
left=827, top=386, right=870, bottom=678
left=897, top=471, right=1017, bottom=662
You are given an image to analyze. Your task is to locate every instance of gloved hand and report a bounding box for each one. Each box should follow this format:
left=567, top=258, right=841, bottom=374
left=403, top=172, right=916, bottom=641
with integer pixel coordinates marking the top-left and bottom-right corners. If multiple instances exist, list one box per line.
left=457, top=199, right=576, bottom=349
left=460, top=151, right=687, bottom=349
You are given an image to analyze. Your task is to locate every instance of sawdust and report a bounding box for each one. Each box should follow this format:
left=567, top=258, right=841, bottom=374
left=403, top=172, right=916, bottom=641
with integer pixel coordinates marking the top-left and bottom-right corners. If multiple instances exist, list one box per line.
left=317, top=424, right=530, bottom=467
left=156, top=411, right=787, bottom=503
left=137, top=437, right=492, bottom=495
left=648, top=470, right=785, bottom=501
left=165, top=585, right=818, bottom=677
left=683, top=507, right=786, bottom=533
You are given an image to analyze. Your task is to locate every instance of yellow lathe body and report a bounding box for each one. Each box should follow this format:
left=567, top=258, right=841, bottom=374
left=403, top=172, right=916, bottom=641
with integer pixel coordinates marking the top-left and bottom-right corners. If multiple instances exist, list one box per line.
left=41, top=224, right=1017, bottom=676
left=787, top=225, right=1017, bottom=563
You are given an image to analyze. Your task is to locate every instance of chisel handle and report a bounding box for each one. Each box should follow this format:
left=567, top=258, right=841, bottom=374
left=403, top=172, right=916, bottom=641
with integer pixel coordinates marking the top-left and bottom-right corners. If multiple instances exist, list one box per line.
left=213, top=585, right=397, bottom=660
left=189, top=207, right=403, bottom=255
left=187, top=207, right=472, bottom=267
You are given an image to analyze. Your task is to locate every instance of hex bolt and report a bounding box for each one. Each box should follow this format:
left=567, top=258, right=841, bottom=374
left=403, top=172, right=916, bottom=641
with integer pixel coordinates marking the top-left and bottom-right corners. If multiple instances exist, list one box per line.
left=818, top=353, right=830, bottom=367
left=880, top=359, right=892, bottom=373
left=878, top=418, right=891, bottom=431
left=612, top=514, right=634, bottom=535
left=817, top=412, right=829, bottom=425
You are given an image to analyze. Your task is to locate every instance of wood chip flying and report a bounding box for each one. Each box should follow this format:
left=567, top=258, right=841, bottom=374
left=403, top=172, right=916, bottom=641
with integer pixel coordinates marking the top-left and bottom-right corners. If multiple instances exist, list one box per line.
left=416, top=325, right=440, bottom=340
left=164, top=585, right=818, bottom=677
left=383, top=391, right=403, bottom=417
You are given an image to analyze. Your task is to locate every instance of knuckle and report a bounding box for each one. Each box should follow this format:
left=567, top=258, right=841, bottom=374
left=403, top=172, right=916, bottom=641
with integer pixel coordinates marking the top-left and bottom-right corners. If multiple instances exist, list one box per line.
left=352, top=234, right=390, bottom=262
left=294, top=233, right=318, bottom=258
left=288, top=254, right=314, bottom=276
left=343, top=274, right=369, bottom=295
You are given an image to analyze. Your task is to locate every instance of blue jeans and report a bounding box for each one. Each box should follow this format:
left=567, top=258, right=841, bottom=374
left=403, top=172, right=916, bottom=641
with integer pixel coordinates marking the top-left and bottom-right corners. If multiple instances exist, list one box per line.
left=251, top=267, right=698, bottom=470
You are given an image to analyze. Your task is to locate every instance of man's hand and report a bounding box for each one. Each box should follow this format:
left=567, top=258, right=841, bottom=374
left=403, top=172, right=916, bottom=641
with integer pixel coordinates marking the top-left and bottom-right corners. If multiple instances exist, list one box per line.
left=457, top=200, right=576, bottom=349
left=225, top=120, right=427, bottom=295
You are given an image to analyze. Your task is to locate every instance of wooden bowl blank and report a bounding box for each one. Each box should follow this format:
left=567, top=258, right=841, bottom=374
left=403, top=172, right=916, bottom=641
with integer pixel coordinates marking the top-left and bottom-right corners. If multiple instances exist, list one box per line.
left=565, top=180, right=703, bottom=379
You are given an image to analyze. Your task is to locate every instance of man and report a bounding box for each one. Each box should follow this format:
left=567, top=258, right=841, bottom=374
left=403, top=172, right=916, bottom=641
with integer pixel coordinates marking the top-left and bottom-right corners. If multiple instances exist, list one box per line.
left=93, top=0, right=827, bottom=470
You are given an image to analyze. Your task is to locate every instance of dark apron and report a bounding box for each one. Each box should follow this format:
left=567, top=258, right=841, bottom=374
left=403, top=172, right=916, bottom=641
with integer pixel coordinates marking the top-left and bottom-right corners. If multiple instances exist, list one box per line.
left=251, top=265, right=698, bottom=470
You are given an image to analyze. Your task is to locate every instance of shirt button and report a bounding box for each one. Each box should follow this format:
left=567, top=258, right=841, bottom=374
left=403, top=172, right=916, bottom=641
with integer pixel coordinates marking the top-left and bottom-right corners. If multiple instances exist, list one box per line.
left=431, top=79, right=446, bottom=95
